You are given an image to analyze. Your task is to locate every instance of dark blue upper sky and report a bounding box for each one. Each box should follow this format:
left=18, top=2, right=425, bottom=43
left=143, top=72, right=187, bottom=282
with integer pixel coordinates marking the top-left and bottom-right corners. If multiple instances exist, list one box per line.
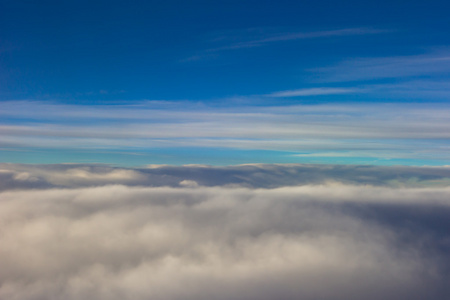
left=1, top=0, right=449, bottom=103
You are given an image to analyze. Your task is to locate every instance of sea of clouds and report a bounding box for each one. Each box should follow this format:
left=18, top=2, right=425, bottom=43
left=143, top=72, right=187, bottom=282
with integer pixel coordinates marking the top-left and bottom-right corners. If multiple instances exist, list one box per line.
left=1, top=163, right=450, bottom=300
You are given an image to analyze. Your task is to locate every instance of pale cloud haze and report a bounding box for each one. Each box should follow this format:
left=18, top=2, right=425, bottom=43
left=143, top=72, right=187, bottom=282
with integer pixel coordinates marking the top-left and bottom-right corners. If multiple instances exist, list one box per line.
left=2, top=101, right=450, bottom=165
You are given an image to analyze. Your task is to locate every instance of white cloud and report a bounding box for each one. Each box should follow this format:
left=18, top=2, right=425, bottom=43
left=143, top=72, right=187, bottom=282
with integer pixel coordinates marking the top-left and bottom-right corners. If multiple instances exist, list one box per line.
left=179, top=180, right=199, bottom=187
left=0, top=180, right=449, bottom=300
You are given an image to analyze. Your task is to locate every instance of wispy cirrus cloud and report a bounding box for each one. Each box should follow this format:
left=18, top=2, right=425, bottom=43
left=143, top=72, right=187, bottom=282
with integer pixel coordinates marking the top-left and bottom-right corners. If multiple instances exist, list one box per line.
left=1, top=101, right=450, bottom=164
left=368, top=79, right=450, bottom=100
left=207, top=28, right=386, bottom=51
left=183, top=27, right=386, bottom=61
left=302, top=49, right=450, bottom=101
left=266, top=87, right=360, bottom=97
left=313, top=49, right=450, bottom=82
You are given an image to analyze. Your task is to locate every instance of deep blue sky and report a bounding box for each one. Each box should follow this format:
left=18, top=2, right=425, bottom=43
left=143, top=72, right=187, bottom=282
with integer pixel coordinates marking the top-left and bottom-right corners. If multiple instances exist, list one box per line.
left=1, top=0, right=449, bottom=102
left=1, top=0, right=450, bottom=165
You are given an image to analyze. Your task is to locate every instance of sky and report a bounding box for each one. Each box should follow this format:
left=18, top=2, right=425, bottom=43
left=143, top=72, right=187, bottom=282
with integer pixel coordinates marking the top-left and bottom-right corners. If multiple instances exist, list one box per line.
left=2, top=2, right=450, bottom=298
left=1, top=0, right=450, bottom=165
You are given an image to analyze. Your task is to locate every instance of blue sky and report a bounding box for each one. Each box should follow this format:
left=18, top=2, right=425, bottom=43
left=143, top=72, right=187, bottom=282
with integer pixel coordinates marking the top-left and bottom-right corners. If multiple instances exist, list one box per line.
left=1, top=0, right=450, bottom=165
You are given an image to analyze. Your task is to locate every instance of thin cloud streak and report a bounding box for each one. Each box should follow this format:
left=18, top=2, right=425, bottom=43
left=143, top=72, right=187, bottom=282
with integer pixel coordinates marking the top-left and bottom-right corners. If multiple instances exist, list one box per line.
left=369, top=79, right=450, bottom=100
left=313, top=49, right=450, bottom=82
left=207, top=28, right=386, bottom=51
left=183, top=27, right=386, bottom=61
left=267, top=87, right=360, bottom=97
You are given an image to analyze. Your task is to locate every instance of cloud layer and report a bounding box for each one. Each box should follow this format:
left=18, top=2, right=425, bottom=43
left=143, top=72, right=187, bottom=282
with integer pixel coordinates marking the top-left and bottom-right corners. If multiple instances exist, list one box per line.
left=1, top=164, right=450, bottom=300
left=2, top=101, right=450, bottom=164
left=2, top=163, right=450, bottom=191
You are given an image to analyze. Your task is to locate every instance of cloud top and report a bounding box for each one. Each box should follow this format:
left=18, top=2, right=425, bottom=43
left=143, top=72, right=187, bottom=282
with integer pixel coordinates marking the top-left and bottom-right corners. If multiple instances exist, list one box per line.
left=1, top=164, right=450, bottom=299
left=2, top=163, right=450, bottom=191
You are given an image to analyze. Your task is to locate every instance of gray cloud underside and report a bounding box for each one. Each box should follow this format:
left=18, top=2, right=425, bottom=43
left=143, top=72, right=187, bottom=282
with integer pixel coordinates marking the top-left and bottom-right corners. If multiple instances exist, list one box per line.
left=1, top=178, right=450, bottom=300
left=2, top=163, right=450, bottom=191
